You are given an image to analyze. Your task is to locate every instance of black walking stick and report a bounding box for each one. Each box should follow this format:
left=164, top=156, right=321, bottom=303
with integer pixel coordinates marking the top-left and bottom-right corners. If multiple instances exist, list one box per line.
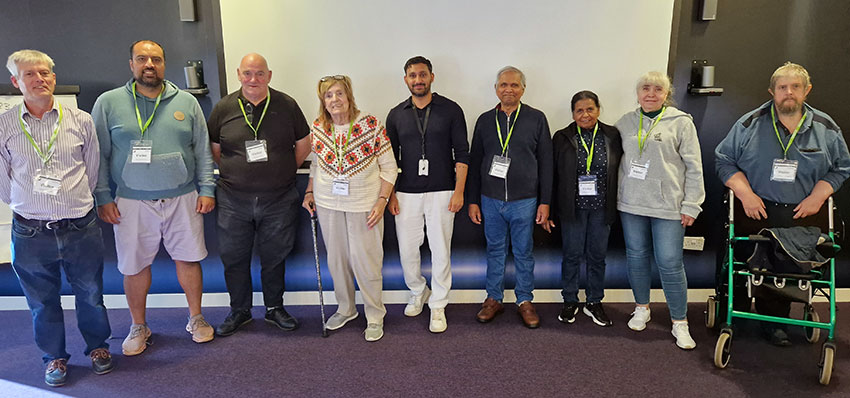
left=310, top=212, right=329, bottom=337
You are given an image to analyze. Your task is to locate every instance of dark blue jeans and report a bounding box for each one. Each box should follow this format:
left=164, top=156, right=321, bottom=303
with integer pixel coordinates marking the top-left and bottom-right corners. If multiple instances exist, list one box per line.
left=481, top=196, right=537, bottom=304
left=216, top=186, right=299, bottom=311
left=11, top=209, right=111, bottom=363
left=560, top=208, right=610, bottom=303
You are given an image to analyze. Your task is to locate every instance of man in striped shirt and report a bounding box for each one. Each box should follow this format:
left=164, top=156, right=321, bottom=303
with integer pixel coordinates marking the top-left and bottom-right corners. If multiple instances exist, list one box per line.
left=0, top=50, right=112, bottom=387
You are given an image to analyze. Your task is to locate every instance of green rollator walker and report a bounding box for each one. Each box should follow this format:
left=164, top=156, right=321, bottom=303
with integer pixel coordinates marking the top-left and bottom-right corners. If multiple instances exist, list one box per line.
left=707, top=190, right=840, bottom=385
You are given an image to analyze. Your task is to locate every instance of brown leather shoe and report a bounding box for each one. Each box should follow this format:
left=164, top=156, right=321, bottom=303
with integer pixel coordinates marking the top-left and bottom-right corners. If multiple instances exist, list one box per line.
left=518, top=301, right=540, bottom=328
left=476, top=298, right=504, bottom=323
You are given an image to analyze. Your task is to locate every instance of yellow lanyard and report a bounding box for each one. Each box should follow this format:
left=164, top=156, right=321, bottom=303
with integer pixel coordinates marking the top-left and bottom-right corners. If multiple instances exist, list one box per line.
left=495, top=102, right=522, bottom=156
left=771, top=105, right=807, bottom=159
left=238, top=89, right=270, bottom=139
left=576, top=122, right=598, bottom=175
left=18, top=102, right=63, bottom=166
left=333, top=120, right=355, bottom=172
left=132, top=82, right=163, bottom=139
left=637, top=107, right=666, bottom=156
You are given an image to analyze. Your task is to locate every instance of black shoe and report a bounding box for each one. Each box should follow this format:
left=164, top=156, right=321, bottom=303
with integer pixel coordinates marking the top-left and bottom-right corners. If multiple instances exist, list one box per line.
left=583, top=302, right=613, bottom=327
left=265, top=307, right=299, bottom=331
left=216, top=309, right=253, bottom=336
left=90, top=348, right=114, bottom=375
left=558, top=302, right=581, bottom=324
left=765, top=327, right=792, bottom=347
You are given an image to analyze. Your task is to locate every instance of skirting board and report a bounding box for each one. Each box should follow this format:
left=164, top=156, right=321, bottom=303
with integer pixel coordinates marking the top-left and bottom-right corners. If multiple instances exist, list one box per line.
left=1, top=289, right=849, bottom=310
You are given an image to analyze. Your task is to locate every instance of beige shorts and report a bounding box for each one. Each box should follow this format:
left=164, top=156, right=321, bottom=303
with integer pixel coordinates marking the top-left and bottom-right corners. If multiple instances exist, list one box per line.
left=114, top=191, right=208, bottom=275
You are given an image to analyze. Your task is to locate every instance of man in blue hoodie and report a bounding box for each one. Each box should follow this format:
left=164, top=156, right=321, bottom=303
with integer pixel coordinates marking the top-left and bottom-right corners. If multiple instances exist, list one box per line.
left=92, top=40, right=216, bottom=356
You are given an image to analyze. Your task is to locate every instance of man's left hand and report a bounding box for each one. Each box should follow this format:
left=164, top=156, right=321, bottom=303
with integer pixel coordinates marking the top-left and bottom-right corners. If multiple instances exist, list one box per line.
left=794, top=194, right=826, bottom=219
left=197, top=196, right=215, bottom=214
left=448, top=191, right=464, bottom=213
left=681, top=214, right=695, bottom=227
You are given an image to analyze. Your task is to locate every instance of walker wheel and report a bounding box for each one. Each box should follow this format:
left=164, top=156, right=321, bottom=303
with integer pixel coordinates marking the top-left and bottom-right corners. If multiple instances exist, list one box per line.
left=804, top=305, right=821, bottom=343
left=818, top=344, right=834, bottom=385
left=705, top=296, right=717, bottom=329
left=714, top=332, right=732, bottom=369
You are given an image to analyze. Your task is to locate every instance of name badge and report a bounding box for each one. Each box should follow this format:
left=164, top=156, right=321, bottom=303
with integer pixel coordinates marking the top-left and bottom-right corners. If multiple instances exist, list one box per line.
left=130, top=140, right=153, bottom=164
left=771, top=159, right=798, bottom=183
left=33, top=174, right=61, bottom=196
left=489, top=155, right=511, bottom=179
left=332, top=177, right=350, bottom=196
left=418, top=158, right=429, bottom=176
left=628, top=159, right=650, bottom=180
left=578, top=175, right=598, bottom=196
left=245, top=139, right=268, bottom=163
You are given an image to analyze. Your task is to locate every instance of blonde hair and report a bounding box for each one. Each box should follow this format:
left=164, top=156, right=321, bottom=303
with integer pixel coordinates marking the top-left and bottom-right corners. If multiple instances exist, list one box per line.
left=636, top=71, right=674, bottom=107
left=6, top=49, right=54, bottom=77
left=316, top=75, right=360, bottom=131
left=769, top=62, right=810, bottom=90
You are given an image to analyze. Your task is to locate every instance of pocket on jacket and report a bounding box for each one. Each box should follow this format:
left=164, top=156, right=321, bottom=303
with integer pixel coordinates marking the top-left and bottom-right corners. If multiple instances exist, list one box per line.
left=121, top=152, right=189, bottom=191
left=619, top=177, right=665, bottom=209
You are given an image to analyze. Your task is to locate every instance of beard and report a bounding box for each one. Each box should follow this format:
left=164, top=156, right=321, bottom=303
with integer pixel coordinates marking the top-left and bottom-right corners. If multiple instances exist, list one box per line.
left=408, top=83, right=430, bottom=97
left=136, top=68, right=164, bottom=88
left=775, top=98, right=803, bottom=115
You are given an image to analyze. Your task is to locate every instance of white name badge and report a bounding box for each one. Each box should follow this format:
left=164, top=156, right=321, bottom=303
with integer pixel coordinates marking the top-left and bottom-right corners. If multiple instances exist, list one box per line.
left=578, top=175, right=598, bottom=196
left=130, top=140, right=153, bottom=164
left=628, top=159, right=650, bottom=180
left=771, top=159, right=798, bottom=182
left=33, top=174, right=61, bottom=196
left=332, top=177, right=350, bottom=196
left=245, top=139, right=268, bottom=163
left=489, top=155, right=511, bottom=179
left=418, top=158, right=429, bottom=176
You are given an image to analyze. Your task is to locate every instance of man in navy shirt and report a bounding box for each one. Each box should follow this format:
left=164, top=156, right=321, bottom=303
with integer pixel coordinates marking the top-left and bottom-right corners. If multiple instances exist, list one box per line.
left=386, top=56, right=469, bottom=333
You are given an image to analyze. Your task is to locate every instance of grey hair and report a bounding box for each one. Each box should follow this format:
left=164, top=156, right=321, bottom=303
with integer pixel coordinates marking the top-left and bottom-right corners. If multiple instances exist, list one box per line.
left=769, top=61, right=811, bottom=90
left=636, top=71, right=674, bottom=107
left=495, top=65, right=526, bottom=88
left=6, top=49, right=55, bottom=77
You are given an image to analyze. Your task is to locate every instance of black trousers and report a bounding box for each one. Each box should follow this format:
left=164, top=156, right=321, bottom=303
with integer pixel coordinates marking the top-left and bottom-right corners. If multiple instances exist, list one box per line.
left=216, top=186, right=300, bottom=311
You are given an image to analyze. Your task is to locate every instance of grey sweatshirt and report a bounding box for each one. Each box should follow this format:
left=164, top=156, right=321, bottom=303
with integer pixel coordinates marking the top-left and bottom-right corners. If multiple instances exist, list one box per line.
left=615, top=106, right=705, bottom=220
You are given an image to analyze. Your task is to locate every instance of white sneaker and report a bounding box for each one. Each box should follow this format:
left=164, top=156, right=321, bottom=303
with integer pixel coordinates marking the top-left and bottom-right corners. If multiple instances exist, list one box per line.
left=122, top=324, right=152, bottom=356
left=429, top=308, right=447, bottom=333
left=672, top=322, right=696, bottom=350
left=326, top=312, right=358, bottom=331
left=186, top=314, right=214, bottom=343
left=404, top=287, right=431, bottom=317
left=364, top=323, right=384, bottom=342
left=628, top=306, right=651, bottom=331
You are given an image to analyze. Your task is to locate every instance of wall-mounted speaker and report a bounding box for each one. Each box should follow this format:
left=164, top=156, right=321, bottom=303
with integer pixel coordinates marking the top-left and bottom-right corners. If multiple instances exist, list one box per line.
left=179, top=0, right=196, bottom=22
left=700, top=0, right=718, bottom=21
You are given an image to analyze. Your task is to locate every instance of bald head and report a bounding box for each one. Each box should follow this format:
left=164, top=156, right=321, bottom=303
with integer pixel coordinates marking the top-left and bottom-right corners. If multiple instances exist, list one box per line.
left=237, top=53, right=272, bottom=104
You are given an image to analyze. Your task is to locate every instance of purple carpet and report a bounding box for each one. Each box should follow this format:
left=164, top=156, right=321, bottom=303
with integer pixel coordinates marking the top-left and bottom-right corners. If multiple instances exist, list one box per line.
left=0, top=303, right=846, bottom=397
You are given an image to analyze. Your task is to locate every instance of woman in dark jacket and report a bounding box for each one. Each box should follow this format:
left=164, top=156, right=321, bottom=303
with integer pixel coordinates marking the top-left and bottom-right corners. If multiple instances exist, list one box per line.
left=548, top=90, right=622, bottom=326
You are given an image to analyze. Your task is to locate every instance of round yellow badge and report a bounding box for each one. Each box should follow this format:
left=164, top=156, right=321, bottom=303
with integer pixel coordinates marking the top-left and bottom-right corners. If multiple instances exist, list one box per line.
left=174, top=111, right=185, bottom=121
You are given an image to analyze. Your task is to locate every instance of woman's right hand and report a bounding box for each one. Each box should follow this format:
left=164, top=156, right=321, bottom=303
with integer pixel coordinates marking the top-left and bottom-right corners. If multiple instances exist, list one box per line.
left=302, top=192, right=315, bottom=216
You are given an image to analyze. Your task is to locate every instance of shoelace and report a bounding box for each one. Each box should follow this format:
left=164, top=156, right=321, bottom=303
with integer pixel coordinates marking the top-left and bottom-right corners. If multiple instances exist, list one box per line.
left=189, top=317, right=210, bottom=331
left=128, top=325, right=146, bottom=340
left=91, top=349, right=110, bottom=360
left=47, top=359, right=66, bottom=373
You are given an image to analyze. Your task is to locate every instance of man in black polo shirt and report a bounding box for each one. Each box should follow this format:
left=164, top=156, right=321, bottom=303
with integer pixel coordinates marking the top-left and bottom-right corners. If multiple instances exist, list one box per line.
left=386, top=56, right=469, bottom=333
left=467, top=66, right=553, bottom=329
left=207, top=53, right=311, bottom=336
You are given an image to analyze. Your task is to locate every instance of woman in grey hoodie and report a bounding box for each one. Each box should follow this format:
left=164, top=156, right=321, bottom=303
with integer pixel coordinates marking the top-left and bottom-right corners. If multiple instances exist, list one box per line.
left=615, top=71, right=705, bottom=350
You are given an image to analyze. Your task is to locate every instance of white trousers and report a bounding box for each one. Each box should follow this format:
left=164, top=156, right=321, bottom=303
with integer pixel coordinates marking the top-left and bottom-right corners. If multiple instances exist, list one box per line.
left=316, top=205, right=386, bottom=324
left=394, top=191, right=455, bottom=309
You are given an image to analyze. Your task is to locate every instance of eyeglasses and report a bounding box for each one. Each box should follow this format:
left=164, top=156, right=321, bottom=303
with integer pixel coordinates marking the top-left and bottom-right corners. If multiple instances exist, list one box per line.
left=320, top=75, right=347, bottom=82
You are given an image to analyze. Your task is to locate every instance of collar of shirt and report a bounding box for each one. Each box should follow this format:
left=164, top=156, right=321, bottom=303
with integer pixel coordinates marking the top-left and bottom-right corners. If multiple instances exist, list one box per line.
left=21, top=99, right=60, bottom=120
left=401, top=92, right=443, bottom=110
left=761, top=100, right=814, bottom=135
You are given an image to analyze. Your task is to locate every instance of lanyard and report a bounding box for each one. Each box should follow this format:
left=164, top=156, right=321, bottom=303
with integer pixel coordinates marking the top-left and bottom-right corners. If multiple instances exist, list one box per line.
left=333, top=120, right=355, bottom=172
left=495, top=102, right=522, bottom=156
left=637, top=106, right=667, bottom=156
left=411, top=99, right=431, bottom=159
left=238, top=89, right=270, bottom=139
left=18, top=101, right=63, bottom=166
left=576, top=122, right=598, bottom=175
left=771, top=105, right=807, bottom=159
left=132, top=82, right=163, bottom=139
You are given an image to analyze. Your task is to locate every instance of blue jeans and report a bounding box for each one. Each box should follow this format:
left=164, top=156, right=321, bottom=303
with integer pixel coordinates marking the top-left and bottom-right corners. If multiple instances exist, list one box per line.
left=620, top=211, right=688, bottom=321
left=560, top=208, right=610, bottom=303
left=11, top=209, right=111, bottom=363
left=481, top=196, right=537, bottom=304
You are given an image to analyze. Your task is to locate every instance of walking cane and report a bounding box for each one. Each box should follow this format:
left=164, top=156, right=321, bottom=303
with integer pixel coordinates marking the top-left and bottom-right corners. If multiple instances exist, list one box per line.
left=310, top=212, right=329, bottom=337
